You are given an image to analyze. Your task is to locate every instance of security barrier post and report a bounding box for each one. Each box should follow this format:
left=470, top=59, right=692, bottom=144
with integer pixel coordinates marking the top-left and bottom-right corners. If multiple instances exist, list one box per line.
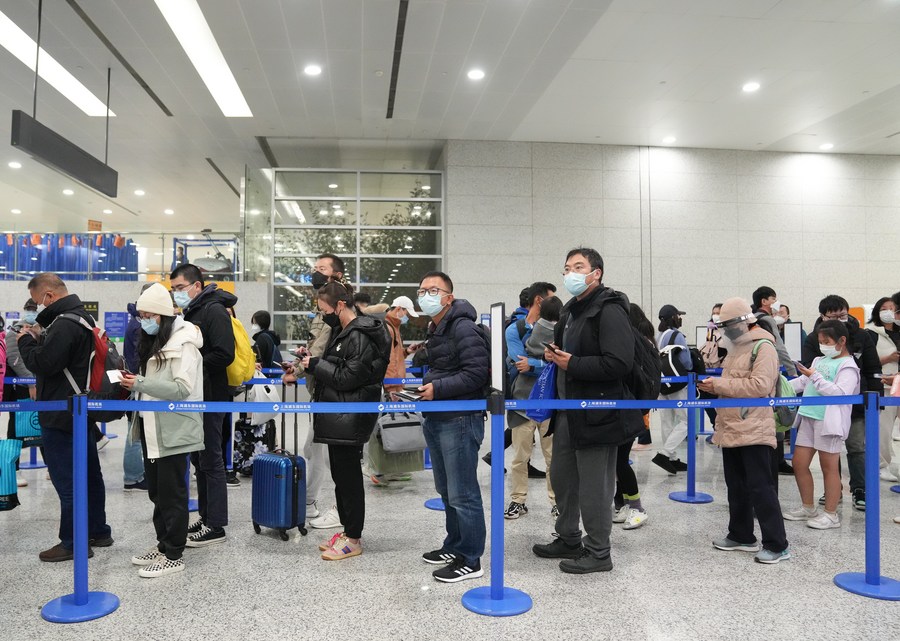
left=670, top=373, right=713, bottom=504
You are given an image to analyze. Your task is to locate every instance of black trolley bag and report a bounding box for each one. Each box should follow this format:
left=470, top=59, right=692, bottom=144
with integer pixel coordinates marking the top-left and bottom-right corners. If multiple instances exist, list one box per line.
left=251, top=382, right=308, bottom=540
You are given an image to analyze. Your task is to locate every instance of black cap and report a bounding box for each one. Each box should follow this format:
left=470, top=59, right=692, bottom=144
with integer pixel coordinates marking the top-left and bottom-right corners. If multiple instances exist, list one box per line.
left=23, top=298, right=37, bottom=311
left=658, top=304, right=685, bottom=320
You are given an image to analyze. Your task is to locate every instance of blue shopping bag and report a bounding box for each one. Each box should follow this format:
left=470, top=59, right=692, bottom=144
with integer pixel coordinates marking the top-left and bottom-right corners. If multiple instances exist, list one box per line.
left=0, top=438, right=23, bottom=511
left=15, top=409, right=42, bottom=448
left=525, top=362, right=557, bottom=423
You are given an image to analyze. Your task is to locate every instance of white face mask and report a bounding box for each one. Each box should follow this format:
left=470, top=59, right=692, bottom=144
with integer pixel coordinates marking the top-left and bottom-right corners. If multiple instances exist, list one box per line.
left=819, top=344, right=840, bottom=359
left=771, top=301, right=781, bottom=313
left=711, top=314, right=721, bottom=324
left=774, top=315, right=786, bottom=326
left=250, top=324, right=261, bottom=334
left=880, top=310, right=896, bottom=325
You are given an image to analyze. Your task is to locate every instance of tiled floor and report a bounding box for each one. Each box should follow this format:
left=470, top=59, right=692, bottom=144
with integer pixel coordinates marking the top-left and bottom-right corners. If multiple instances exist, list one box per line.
left=3, top=415, right=899, bottom=640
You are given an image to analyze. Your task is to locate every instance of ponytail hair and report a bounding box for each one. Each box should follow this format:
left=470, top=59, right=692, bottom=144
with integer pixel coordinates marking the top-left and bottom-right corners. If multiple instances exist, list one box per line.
left=317, top=281, right=355, bottom=311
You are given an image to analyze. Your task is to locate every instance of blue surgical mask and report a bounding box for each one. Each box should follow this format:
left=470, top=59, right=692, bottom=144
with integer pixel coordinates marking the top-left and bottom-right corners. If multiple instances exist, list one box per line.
left=141, top=317, right=160, bottom=335
left=564, top=271, right=594, bottom=297
left=418, top=293, right=446, bottom=317
left=400, top=315, right=409, bottom=325
left=23, top=311, right=38, bottom=325
left=173, top=290, right=192, bottom=309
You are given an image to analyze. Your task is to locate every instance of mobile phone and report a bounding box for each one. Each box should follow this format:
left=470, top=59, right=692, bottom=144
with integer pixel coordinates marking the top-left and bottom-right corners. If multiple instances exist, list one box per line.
left=542, top=341, right=560, bottom=353
left=396, top=390, right=422, bottom=402
left=279, top=361, right=293, bottom=370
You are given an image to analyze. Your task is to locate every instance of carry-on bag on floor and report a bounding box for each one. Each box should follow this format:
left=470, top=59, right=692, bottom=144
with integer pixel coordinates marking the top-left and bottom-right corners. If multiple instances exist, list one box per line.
left=234, top=387, right=277, bottom=476
left=251, top=382, right=307, bottom=540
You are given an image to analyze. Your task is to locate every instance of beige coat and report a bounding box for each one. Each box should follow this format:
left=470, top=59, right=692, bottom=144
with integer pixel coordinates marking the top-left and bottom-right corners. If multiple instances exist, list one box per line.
left=707, top=326, right=780, bottom=449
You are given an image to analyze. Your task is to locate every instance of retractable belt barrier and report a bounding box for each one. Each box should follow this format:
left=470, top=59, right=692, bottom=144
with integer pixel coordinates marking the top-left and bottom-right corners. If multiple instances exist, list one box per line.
left=13, top=379, right=900, bottom=623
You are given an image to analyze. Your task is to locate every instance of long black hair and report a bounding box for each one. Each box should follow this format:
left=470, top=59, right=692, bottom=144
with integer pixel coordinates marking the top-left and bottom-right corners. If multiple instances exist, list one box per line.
left=137, top=315, right=176, bottom=373
left=629, top=303, right=655, bottom=342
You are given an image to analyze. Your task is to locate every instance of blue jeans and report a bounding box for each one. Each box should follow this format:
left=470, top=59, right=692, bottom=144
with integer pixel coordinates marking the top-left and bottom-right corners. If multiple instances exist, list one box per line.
left=123, top=425, right=145, bottom=485
left=42, top=426, right=111, bottom=549
left=423, top=413, right=485, bottom=565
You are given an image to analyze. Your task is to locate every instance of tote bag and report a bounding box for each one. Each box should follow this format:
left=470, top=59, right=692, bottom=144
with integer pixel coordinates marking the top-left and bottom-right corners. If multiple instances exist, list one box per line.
left=525, top=362, right=557, bottom=423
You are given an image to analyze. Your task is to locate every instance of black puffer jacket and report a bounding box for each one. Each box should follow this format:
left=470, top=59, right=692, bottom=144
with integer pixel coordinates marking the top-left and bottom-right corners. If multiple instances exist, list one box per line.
left=182, top=284, right=237, bottom=401
left=18, top=294, right=94, bottom=431
left=422, top=299, right=490, bottom=419
left=253, top=329, right=281, bottom=367
left=309, top=314, right=391, bottom=446
left=550, top=286, right=644, bottom=448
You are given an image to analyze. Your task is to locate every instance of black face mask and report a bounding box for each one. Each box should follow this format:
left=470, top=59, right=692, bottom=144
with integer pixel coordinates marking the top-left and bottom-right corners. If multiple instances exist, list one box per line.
left=311, top=271, right=329, bottom=290
left=674, top=317, right=683, bottom=329
left=322, top=312, right=341, bottom=329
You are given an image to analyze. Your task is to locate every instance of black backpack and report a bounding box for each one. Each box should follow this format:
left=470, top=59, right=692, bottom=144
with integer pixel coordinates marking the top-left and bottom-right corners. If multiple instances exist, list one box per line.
left=659, top=329, right=706, bottom=395
left=628, top=331, right=662, bottom=403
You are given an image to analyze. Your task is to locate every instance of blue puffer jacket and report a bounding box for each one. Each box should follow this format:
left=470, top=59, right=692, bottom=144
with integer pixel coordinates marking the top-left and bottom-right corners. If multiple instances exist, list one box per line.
left=422, top=299, right=490, bottom=418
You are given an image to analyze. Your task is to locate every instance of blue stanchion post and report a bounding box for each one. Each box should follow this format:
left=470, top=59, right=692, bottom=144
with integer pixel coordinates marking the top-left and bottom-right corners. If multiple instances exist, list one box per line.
left=784, top=425, right=797, bottom=461
left=42, top=395, right=119, bottom=623
left=670, top=373, right=713, bottom=504
left=462, top=390, right=532, bottom=616
left=186, top=454, right=198, bottom=513
left=99, top=421, right=118, bottom=440
left=834, top=393, right=900, bottom=600
left=20, top=445, right=46, bottom=470
left=423, top=446, right=432, bottom=470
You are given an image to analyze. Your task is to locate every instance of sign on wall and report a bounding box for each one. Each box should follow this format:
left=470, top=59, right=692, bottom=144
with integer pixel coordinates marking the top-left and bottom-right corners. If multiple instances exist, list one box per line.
left=83, top=301, right=99, bottom=321
left=104, top=312, right=130, bottom=339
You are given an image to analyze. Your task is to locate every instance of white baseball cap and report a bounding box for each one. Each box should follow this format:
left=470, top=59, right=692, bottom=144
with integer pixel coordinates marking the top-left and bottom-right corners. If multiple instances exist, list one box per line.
left=390, top=295, right=420, bottom=317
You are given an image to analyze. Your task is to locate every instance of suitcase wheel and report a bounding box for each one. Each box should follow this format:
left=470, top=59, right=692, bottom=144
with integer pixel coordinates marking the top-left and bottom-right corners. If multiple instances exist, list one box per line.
left=298, top=526, right=308, bottom=536
left=253, top=522, right=261, bottom=534
left=279, top=529, right=289, bottom=541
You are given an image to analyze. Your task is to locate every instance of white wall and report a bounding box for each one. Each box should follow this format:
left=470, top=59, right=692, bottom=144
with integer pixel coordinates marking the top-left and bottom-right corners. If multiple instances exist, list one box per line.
left=444, top=140, right=900, bottom=339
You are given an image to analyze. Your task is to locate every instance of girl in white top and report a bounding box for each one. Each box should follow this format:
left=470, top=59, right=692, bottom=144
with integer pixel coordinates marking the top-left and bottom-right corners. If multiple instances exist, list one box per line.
left=866, top=297, right=900, bottom=481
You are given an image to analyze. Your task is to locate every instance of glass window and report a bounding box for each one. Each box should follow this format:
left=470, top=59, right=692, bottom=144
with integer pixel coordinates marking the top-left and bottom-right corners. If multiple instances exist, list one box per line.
left=273, top=200, right=357, bottom=226
left=274, top=229, right=358, bottom=256
left=273, top=313, right=317, bottom=344
left=274, top=172, right=357, bottom=198
left=359, top=173, right=440, bottom=199
left=360, top=229, right=440, bottom=255
left=359, top=201, right=440, bottom=226
left=358, top=257, right=441, bottom=285
left=273, top=256, right=358, bottom=284
left=273, top=285, right=316, bottom=312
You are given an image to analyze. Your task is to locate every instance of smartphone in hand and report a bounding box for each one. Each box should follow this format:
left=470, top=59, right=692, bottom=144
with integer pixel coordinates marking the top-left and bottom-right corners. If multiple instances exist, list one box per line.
left=542, top=341, right=560, bottom=353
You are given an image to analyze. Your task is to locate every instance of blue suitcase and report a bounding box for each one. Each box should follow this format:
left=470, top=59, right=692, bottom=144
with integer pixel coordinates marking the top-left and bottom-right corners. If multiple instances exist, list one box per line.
left=251, top=383, right=308, bottom=540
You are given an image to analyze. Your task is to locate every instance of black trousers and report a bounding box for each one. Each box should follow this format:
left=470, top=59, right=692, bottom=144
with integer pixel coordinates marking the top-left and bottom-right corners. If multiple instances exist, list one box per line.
left=615, top=439, right=639, bottom=505
left=140, top=433, right=189, bottom=560
left=328, top=444, right=365, bottom=539
left=722, top=445, right=788, bottom=553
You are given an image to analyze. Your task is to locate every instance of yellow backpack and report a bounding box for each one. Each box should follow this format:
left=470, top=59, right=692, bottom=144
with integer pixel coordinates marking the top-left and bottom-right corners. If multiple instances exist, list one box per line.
left=226, top=317, right=256, bottom=387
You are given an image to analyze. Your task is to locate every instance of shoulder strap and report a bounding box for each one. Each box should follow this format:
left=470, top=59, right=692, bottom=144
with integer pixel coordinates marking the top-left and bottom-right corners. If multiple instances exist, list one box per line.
left=56, top=312, right=95, bottom=332
left=515, top=318, right=528, bottom=341
left=666, top=329, right=680, bottom=347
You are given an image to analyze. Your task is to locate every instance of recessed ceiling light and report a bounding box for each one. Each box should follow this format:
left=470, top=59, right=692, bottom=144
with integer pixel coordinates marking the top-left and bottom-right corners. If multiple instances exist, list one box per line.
left=11, top=208, right=21, bottom=214
left=334, top=209, right=344, bottom=215
left=421, top=185, right=431, bottom=191
left=164, top=208, right=175, bottom=215
left=467, top=68, right=485, bottom=80
left=0, top=11, right=116, bottom=117
left=413, top=205, right=422, bottom=210
left=249, top=208, right=260, bottom=215
left=304, top=64, right=322, bottom=76
left=8, top=161, right=21, bottom=169
left=134, top=189, right=145, bottom=196
left=62, top=188, right=74, bottom=195
left=153, top=0, right=252, bottom=117
left=819, top=143, right=834, bottom=151
left=318, top=209, right=328, bottom=215
left=102, top=209, right=112, bottom=214
left=332, top=203, right=342, bottom=209
left=186, top=234, right=195, bottom=240
left=328, top=183, right=338, bottom=189
left=662, top=136, right=677, bottom=144
left=742, top=81, right=761, bottom=93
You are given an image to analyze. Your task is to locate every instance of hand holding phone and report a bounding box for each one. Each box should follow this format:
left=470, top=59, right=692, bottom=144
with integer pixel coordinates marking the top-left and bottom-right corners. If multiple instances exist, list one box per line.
left=542, top=341, right=560, bottom=353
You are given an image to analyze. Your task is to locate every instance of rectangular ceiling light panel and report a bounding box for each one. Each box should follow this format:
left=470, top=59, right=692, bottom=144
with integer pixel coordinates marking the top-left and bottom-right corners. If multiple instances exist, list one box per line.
left=0, top=10, right=114, bottom=117
left=154, top=0, right=252, bottom=117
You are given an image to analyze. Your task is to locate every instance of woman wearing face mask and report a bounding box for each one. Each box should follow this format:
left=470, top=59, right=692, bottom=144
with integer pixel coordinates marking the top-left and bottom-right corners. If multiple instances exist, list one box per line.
left=652, top=305, right=692, bottom=475
left=297, top=281, right=391, bottom=560
left=119, top=283, right=205, bottom=578
left=249, top=310, right=282, bottom=369
left=783, top=321, right=860, bottom=530
left=866, top=298, right=900, bottom=482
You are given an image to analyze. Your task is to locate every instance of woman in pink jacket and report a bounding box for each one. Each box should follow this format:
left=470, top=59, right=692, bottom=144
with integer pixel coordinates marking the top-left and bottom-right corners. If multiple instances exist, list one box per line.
left=783, top=320, right=860, bottom=530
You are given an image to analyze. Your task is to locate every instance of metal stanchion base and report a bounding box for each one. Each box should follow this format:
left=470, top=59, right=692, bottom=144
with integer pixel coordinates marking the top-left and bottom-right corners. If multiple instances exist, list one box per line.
left=20, top=460, right=46, bottom=470
left=834, top=573, right=900, bottom=601
left=462, top=586, right=532, bottom=617
left=188, top=498, right=198, bottom=512
left=41, top=591, right=120, bottom=623
left=669, top=491, right=713, bottom=504
left=890, top=485, right=900, bottom=494
left=104, top=433, right=119, bottom=440
left=424, top=498, right=445, bottom=511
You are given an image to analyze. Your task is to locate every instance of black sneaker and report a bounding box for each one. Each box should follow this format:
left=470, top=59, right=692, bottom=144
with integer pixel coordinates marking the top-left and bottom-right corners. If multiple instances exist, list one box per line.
left=226, top=472, right=241, bottom=488
left=89, top=536, right=114, bottom=548
left=852, top=488, right=865, bottom=511
left=778, top=461, right=795, bottom=476
left=527, top=463, right=546, bottom=479
left=532, top=538, right=583, bottom=559
left=124, top=479, right=148, bottom=492
left=817, top=494, right=844, bottom=506
left=432, top=558, right=483, bottom=583
left=652, top=453, right=677, bottom=475
left=670, top=459, right=688, bottom=472
left=504, top=501, right=528, bottom=520
left=422, top=549, right=459, bottom=565
left=187, top=519, right=204, bottom=535
left=559, top=548, right=613, bottom=574
left=185, top=525, right=226, bottom=547
left=481, top=452, right=506, bottom=473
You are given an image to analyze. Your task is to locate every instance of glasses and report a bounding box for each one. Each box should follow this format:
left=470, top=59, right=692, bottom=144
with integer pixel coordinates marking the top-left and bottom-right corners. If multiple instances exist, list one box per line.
left=823, top=313, right=849, bottom=321
left=416, top=287, right=449, bottom=297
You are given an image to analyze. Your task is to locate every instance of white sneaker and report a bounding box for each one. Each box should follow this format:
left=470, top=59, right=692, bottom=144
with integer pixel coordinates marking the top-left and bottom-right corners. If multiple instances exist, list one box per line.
left=783, top=505, right=818, bottom=521
left=880, top=468, right=899, bottom=482
left=807, top=511, right=841, bottom=530
left=131, top=548, right=162, bottom=566
left=309, top=505, right=342, bottom=529
left=306, top=501, right=320, bottom=519
left=138, top=556, right=185, bottom=578
left=16, top=472, right=27, bottom=487
left=612, top=505, right=629, bottom=524
left=622, top=508, right=648, bottom=530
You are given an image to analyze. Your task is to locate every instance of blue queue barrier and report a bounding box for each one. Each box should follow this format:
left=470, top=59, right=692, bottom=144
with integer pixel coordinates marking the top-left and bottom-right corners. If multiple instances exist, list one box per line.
left=670, top=374, right=713, bottom=504
left=41, top=395, right=120, bottom=623
left=833, top=393, right=900, bottom=601
left=20, top=445, right=46, bottom=470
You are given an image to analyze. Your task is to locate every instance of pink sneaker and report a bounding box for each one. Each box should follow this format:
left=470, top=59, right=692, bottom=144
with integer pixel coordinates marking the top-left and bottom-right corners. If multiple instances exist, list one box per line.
left=321, top=535, right=362, bottom=561
left=318, top=531, right=345, bottom=552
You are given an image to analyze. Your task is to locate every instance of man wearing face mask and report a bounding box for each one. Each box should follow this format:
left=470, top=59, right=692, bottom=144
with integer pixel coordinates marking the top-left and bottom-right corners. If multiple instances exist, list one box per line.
left=169, top=264, right=237, bottom=547
left=697, top=298, right=790, bottom=564
left=5, top=298, right=39, bottom=488
left=532, top=248, right=643, bottom=574
left=17, top=273, right=113, bottom=562
left=415, top=271, right=490, bottom=583
left=801, top=295, right=882, bottom=511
